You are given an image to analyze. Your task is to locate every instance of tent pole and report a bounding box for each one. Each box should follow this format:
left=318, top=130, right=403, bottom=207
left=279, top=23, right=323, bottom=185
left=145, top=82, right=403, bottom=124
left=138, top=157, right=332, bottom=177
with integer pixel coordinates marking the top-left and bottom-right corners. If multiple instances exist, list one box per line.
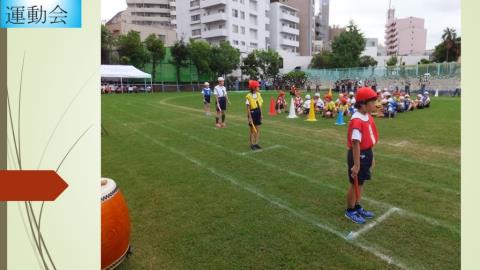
left=121, top=77, right=123, bottom=93
left=150, top=77, right=153, bottom=93
left=144, top=78, right=147, bottom=93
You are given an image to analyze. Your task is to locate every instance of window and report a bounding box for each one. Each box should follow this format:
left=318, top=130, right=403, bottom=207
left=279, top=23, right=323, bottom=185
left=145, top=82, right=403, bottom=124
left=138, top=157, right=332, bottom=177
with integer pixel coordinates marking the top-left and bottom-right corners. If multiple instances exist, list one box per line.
left=240, top=11, right=245, bottom=19
left=191, top=14, right=200, bottom=21
left=192, top=29, right=201, bottom=36
left=232, top=24, right=239, bottom=33
left=249, top=0, right=257, bottom=10
left=249, top=14, right=257, bottom=25
left=232, top=9, right=239, bottom=17
left=233, top=40, right=239, bottom=45
left=241, top=41, right=246, bottom=45
left=241, top=26, right=245, bottom=34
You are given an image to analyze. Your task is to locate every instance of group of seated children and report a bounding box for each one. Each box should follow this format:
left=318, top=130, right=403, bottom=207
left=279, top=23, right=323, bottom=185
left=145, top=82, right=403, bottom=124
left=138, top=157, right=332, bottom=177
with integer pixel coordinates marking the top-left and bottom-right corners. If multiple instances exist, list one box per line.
left=276, top=88, right=432, bottom=119
left=373, top=89, right=431, bottom=118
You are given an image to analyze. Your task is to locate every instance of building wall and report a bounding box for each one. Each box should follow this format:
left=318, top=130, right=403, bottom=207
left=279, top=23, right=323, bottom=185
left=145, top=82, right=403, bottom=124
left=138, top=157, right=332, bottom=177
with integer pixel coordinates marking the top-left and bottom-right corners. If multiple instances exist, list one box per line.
left=106, top=11, right=177, bottom=45
left=269, top=2, right=300, bottom=55
left=384, top=8, right=427, bottom=56
left=273, top=0, right=315, bottom=56
left=176, top=0, right=270, bottom=54
left=396, top=17, right=427, bottom=55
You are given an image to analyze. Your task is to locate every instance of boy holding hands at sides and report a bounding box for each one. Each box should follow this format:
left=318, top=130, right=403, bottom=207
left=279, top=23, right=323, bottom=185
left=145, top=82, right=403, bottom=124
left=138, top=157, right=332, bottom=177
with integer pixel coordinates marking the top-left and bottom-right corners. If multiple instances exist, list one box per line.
left=214, top=77, right=231, bottom=128
left=201, top=82, right=212, bottom=116
left=246, top=80, right=263, bottom=150
left=345, top=87, right=379, bottom=224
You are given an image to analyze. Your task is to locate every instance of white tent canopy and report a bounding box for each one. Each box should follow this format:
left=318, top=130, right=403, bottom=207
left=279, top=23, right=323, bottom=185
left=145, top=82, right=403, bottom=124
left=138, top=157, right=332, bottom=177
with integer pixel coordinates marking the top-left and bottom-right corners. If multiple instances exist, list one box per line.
left=101, top=65, right=152, bottom=92
left=101, top=65, right=151, bottom=79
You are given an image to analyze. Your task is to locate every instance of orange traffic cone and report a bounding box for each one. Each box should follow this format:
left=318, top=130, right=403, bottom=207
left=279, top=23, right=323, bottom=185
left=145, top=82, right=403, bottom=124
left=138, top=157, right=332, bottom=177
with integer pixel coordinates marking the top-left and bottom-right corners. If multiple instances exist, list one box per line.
left=269, top=97, right=277, bottom=116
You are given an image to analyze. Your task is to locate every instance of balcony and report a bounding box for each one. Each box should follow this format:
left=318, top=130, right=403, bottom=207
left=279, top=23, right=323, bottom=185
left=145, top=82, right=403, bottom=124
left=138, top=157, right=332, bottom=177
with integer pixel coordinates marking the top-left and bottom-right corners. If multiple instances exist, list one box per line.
left=280, top=12, right=300, bottom=23
left=202, top=28, right=228, bottom=38
left=281, top=26, right=299, bottom=35
left=200, top=0, right=227, bottom=8
left=281, top=38, right=299, bottom=47
left=201, top=12, right=227, bottom=23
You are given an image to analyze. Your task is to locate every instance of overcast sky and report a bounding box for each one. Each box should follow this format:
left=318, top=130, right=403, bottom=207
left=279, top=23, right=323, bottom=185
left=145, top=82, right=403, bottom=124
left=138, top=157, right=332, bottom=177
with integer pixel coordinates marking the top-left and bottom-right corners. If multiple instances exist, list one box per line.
left=101, top=0, right=461, bottom=50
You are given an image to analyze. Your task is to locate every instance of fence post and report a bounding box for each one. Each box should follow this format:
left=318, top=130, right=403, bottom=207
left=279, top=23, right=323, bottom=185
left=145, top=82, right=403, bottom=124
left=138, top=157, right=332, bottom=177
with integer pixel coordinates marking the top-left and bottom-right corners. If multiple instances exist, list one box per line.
left=437, top=63, right=440, bottom=76
left=416, top=64, right=418, bottom=76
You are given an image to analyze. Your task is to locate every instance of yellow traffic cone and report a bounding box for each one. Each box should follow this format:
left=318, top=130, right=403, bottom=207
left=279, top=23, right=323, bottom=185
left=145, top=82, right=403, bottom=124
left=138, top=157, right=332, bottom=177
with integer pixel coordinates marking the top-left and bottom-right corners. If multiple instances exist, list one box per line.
left=306, top=99, right=317, bottom=122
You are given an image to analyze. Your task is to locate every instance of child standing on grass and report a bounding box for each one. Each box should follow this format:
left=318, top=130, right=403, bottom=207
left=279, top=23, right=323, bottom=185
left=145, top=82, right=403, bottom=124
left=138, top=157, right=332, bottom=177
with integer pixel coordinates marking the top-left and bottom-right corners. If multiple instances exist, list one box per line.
left=201, top=82, right=212, bottom=116
left=214, top=77, right=230, bottom=128
left=345, top=87, right=379, bottom=224
left=246, top=80, right=263, bottom=151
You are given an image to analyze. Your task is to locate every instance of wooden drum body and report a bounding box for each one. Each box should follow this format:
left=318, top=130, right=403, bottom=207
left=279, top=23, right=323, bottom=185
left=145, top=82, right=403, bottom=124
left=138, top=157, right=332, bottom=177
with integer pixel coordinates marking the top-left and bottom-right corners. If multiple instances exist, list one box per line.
left=101, top=178, right=131, bottom=270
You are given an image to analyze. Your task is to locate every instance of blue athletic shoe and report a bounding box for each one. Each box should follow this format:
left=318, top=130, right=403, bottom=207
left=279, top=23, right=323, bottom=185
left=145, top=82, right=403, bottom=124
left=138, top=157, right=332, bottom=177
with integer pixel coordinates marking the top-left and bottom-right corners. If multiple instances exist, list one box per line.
left=356, top=207, right=375, bottom=219
left=345, top=210, right=366, bottom=224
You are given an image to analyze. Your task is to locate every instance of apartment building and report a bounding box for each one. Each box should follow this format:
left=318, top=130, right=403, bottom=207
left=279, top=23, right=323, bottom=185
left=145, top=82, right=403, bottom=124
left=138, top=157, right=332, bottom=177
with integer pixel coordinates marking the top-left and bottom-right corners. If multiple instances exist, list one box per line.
left=176, top=0, right=271, bottom=53
left=271, top=0, right=315, bottom=56
left=269, top=1, right=300, bottom=55
left=105, top=0, right=177, bottom=45
left=385, top=7, right=427, bottom=56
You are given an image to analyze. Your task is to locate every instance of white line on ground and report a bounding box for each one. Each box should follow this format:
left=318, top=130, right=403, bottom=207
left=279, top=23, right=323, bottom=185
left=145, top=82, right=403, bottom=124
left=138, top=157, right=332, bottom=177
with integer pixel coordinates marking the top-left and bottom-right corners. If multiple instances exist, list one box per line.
left=112, top=100, right=460, bottom=234
left=161, top=107, right=460, bottom=196
left=239, top=144, right=285, bottom=155
left=157, top=97, right=461, bottom=173
left=122, top=123, right=408, bottom=270
left=348, top=208, right=399, bottom=240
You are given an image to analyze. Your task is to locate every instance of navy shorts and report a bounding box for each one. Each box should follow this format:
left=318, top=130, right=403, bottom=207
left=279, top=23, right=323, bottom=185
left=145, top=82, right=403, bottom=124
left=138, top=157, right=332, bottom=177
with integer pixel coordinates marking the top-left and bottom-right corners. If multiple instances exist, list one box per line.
left=204, top=95, right=211, bottom=104
left=249, top=108, right=262, bottom=126
left=216, top=97, right=227, bottom=112
left=347, top=148, right=373, bottom=185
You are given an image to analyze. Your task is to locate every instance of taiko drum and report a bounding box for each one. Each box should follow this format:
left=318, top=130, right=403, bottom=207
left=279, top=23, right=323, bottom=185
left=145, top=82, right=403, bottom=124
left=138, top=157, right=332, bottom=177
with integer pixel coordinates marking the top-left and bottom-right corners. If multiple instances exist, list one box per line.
left=101, top=178, right=131, bottom=270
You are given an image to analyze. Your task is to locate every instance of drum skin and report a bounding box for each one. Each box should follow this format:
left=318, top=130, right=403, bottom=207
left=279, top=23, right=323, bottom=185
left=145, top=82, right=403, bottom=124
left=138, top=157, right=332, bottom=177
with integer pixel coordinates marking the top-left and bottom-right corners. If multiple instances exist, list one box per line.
left=101, top=178, right=131, bottom=270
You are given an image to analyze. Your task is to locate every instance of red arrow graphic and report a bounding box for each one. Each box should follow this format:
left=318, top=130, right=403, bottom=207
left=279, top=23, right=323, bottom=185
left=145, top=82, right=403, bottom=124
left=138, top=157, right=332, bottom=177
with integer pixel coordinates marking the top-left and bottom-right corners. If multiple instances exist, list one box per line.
left=0, top=170, right=68, bottom=201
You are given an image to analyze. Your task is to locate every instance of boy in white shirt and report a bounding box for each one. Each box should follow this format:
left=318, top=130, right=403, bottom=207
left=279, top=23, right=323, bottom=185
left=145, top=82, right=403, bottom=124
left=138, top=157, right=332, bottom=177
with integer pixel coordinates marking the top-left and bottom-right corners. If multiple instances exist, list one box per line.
left=214, top=77, right=231, bottom=128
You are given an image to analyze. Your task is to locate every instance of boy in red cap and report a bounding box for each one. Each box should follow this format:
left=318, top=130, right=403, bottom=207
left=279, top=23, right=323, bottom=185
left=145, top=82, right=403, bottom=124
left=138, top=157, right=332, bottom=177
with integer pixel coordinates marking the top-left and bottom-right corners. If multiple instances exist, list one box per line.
left=345, top=87, right=379, bottom=224
left=246, top=80, right=264, bottom=150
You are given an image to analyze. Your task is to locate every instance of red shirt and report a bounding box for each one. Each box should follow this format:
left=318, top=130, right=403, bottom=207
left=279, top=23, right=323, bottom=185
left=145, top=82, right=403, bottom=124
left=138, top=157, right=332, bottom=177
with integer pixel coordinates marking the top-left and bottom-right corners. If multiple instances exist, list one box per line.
left=347, top=112, right=379, bottom=150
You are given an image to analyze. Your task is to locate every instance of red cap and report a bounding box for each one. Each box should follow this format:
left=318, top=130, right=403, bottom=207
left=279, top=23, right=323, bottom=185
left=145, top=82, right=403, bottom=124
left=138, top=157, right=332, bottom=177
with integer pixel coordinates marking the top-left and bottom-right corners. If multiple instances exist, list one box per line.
left=249, top=80, right=260, bottom=90
left=279, top=90, right=285, bottom=96
left=356, top=87, right=377, bottom=103
left=340, top=97, right=348, bottom=104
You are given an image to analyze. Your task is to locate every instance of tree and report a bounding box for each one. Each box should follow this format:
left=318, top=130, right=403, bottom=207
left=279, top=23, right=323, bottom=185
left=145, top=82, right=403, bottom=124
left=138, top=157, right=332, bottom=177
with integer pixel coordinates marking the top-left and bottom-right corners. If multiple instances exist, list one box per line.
left=101, top=25, right=115, bottom=64
left=117, top=31, right=146, bottom=68
left=359, top=55, right=377, bottom=67
left=284, top=71, right=307, bottom=88
left=386, top=55, right=398, bottom=66
left=418, top=58, right=431, bottom=65
left=309, top=50, right=333, bottom=69
left=442, top=27, right=457, bottom=62
left=433, top=32, right=461, bottom=63
left=188, top=39, right=212, bottom=79
left=331, top=21, right=365, bottom=68
left=144, top=34, right=166, bottom=83
left=241, top=51, right=260, bottom=79
left=257, top=49, right=281, bottom=80
left=170, top=39, right=190, bottom=88
left=210, top=41, right=241, bottom=78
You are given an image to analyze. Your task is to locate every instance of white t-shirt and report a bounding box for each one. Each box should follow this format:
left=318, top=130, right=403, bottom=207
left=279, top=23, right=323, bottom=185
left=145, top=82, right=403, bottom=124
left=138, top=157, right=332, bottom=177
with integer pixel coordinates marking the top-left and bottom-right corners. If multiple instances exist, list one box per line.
left=214, top=85, right=227, bottom=97
left=303, top=100, right=311, bottom=109
left=316, top=99, right=324, bottom=108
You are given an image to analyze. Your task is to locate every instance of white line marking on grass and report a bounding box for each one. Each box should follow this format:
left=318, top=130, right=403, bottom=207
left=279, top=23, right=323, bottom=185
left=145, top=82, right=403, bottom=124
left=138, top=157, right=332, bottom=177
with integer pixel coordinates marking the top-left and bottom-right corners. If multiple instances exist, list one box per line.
left=157, top=97, right=460, bottom=173
left=112, top=101, right=460, bottom=235
left=348, top=208, right=399, bottom=240
left=239, top=144, right=285, bottom=155
left=124, top=124, right=408, bottom=270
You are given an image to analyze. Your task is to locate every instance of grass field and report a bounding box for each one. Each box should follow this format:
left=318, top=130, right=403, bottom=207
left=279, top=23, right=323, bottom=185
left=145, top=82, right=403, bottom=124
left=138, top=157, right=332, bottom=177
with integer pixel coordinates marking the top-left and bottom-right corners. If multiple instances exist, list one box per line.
left=102, top=91, right=460, bottom=270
